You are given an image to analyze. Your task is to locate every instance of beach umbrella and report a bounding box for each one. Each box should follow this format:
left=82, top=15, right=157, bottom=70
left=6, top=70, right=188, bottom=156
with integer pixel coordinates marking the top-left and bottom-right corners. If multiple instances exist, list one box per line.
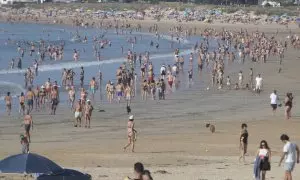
left=0, top=153, right=63, bottom=175
left=37, top=169, right=91, bottom=180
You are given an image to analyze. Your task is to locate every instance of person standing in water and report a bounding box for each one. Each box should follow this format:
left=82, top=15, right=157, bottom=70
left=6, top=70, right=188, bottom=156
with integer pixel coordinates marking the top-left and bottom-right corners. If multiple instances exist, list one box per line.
left=26, top=88, right=34, bottom=113
left=123, top=115, right=137, bottom=153
left=19, top=92, right=25, bottom=115
left=84, top=99, right=93, bottom=128
left=89, top=77, right=97, bottom=101
left=68, top=86, right=75, bottom=110
left=80, top=66, right=85, bottom=88
left=50, top=85, right=59, bottom=115
left=5, top=92, right=12, bottom=116
left=74, top=99, right=82, bottom=127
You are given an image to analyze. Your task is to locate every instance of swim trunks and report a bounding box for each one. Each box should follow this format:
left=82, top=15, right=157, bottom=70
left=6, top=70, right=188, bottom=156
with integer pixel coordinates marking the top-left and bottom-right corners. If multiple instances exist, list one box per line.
left=74, top=111, right=82, bottom=118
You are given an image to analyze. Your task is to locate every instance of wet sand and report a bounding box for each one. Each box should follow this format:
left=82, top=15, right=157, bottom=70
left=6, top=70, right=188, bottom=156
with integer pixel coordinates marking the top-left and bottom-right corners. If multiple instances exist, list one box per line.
left=1, top=8, right=300, bottom=180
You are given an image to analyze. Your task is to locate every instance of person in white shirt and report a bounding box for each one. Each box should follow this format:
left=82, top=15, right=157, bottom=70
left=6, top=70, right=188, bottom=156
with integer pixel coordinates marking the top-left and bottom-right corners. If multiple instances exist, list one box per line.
left=279, top=134, right=300, bottom=180
left=160, top=65, right=166, bottom=79
left=172, top=64, right=177, bottom=76
left=238, top=71, right=243, bottom=88
left=270, top=90, right=278, bottom=115
left=255, top=74, right=263, bottom=94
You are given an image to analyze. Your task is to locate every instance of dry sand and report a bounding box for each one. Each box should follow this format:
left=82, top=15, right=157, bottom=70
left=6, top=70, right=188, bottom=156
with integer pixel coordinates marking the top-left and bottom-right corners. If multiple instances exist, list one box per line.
left=1, top=12, right=300, bottom=180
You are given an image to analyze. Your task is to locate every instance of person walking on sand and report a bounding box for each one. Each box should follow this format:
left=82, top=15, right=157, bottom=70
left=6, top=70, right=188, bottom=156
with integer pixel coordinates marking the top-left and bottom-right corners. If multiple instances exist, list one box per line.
left=278, top=134, right=299, bottom=180
left=284, top=93, right=293, bottom=120
left=238, top=71, right=243, bottom=89
left=255, top=74, right=263, bottom=94
left=20, top=134, right=29, bottom=154
left=5, top=92, right=12, bottom=116
left=123, top=115, right=137, bottom=153
left=239, top=123, right=248, bottom=163
left=249, top=68, right=254, bottom=89
left=50, top=85, right=59, bottom=115
left=23, top=110, right=33, bottom=143
left=254, top=140, right=271, bottom=180
left=270, top=90, right=279, bottom=115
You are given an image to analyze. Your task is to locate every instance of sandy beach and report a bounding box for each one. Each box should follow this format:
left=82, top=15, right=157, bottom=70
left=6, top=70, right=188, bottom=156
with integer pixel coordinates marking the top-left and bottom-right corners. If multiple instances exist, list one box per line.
left=1, top=4, right=300, bottom=180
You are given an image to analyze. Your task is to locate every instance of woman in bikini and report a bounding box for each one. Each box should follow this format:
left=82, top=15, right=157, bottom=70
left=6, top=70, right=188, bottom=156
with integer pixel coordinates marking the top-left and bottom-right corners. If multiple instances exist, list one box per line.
left=141, top=80, right=148, bottom=100
left=123, top=115, right=136, bottom=153
left=284, top=93, right=293, bottom=120
left=167, top=73, right=173, bottom=90
left=19, top=92, right=25, bottom=115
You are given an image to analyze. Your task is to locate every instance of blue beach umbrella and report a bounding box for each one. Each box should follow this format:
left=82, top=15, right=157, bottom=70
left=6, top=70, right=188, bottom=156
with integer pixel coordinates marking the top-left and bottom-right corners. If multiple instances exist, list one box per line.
left=0, top=153, right=63, bottom=175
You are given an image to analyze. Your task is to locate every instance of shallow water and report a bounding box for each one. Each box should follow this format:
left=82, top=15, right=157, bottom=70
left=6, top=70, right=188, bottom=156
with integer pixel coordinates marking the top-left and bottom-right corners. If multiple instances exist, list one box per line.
left=0, top=23, right=191, bottom=109
left=0, top=23, right=229, bottom=114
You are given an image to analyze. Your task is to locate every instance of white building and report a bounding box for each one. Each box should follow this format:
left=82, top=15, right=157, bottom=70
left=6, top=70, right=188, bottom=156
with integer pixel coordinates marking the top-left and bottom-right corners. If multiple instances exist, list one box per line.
left=0, top=0, right=13, bottom=5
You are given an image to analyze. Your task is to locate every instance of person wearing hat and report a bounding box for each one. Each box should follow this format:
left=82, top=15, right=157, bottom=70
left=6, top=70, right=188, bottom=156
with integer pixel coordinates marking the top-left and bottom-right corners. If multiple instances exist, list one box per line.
left=39, top=85, right=46, bottom=107
left=123, top=115, right=137, bottom=153
left=84, top=99, right=94, bottom=128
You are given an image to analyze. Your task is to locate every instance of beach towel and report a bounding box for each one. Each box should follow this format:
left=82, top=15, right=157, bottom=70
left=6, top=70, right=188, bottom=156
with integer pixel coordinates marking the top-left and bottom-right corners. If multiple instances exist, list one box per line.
left=254, top=156, right=262, bottom=180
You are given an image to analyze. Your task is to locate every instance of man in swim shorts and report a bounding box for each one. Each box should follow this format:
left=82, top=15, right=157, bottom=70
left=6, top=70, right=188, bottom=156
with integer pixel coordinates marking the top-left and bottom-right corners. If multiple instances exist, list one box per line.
left=23, top=110, right=33, bottom=143
left=74, top=99, right=82, bottom=127
left=26, top=88, right=34, bottom=113
left=89, top=77, right=97, bottom=101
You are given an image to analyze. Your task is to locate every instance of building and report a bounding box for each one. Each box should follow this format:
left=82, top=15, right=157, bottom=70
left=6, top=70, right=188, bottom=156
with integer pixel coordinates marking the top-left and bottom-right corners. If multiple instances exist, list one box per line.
left=0, top=0, right=14, bottom=5
left=0, top=0, right=38, bottom=4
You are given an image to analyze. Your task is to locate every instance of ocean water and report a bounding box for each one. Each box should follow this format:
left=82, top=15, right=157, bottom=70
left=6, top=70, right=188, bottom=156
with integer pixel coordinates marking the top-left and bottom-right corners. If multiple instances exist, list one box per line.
left=0, top=23, right=221, bottom=114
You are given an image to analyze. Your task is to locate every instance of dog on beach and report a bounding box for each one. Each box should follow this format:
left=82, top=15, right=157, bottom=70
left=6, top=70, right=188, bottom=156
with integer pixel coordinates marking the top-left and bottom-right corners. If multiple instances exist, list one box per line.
left=126, top=105, right=131, bottom=115
left=205, top=123, right=215, bottom=133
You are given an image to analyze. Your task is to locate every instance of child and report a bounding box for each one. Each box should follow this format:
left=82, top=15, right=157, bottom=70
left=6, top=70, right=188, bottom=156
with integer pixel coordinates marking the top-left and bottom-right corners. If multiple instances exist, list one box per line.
left=20, top=134, right=29, bottom=154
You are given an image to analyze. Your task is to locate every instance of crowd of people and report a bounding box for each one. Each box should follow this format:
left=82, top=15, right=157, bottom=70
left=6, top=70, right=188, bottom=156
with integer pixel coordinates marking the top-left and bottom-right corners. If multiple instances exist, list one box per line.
left=1, top=11, right=300, bottom=179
